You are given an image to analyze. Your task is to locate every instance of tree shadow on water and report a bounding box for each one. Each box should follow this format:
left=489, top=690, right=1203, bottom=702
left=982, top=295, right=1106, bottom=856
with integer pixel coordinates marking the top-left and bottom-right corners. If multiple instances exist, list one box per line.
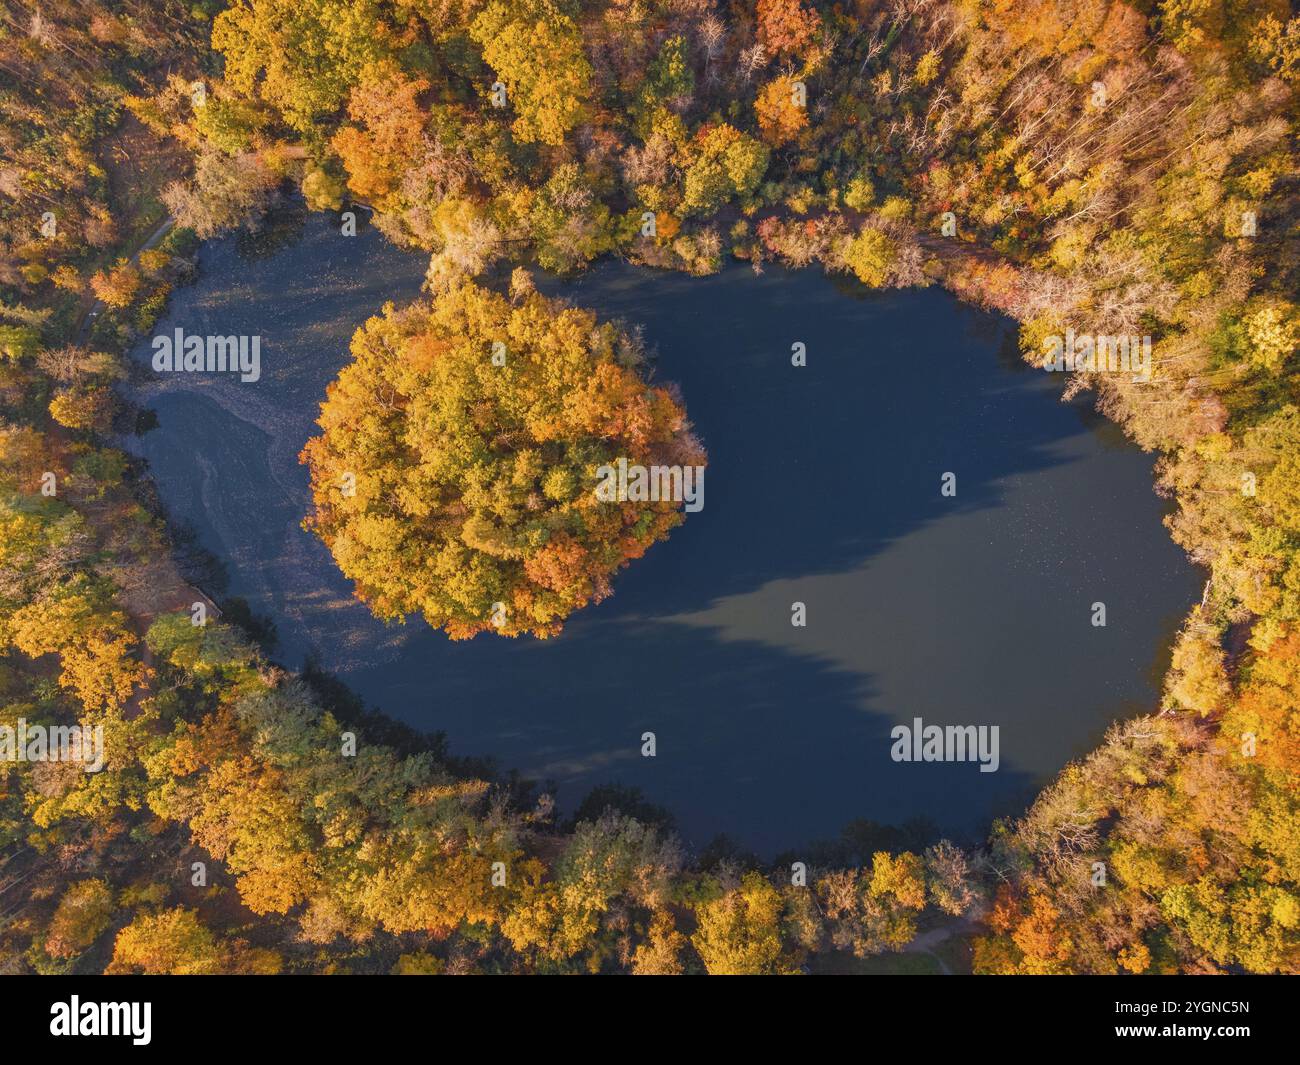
left=353, top=597, right=1041, bottom=856
left=536, top=261, right=1083, bottom=618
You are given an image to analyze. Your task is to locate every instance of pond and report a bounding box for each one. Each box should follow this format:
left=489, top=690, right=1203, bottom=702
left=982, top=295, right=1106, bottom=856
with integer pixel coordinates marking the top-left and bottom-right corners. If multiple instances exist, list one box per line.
left=124, top=210, right=1201, bottom=855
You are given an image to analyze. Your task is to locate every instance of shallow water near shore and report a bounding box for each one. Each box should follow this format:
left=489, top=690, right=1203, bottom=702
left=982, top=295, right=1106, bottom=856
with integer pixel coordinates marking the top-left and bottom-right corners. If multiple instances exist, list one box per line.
left=123, top=211, right=1201, bottom=855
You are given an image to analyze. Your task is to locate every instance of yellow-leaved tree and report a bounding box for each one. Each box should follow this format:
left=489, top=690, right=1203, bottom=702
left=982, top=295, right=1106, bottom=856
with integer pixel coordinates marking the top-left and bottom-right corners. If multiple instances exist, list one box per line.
left=470, top=0, right=592, bottom=146
left=300, top=279, right=705, bottom=638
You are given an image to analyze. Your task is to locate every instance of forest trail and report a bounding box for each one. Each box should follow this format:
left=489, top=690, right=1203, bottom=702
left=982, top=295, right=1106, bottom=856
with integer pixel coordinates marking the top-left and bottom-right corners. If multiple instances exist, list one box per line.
left=902, top=907, right=987, bottom=975
left=73, top=214, right=175, bottom=345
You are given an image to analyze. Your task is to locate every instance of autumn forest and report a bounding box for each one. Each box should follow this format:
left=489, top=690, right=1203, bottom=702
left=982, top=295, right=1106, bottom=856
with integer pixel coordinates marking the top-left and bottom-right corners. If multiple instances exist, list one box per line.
left=0, top=0, right=1297, bottom=982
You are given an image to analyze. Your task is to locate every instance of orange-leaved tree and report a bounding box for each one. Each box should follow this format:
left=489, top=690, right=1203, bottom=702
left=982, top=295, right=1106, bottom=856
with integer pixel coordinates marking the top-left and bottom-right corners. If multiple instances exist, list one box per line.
left=300, top=279, right=705, bottom=638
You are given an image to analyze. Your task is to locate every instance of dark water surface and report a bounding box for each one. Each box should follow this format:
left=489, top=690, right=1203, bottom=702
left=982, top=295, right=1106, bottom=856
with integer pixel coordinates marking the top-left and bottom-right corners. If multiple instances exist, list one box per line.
left=125, top=213, right=1201, bottom=854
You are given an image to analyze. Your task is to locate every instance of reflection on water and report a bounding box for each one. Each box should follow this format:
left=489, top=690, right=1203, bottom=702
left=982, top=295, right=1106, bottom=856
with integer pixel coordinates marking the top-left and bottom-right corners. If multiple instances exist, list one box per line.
left=123, top=213, right=1201, bottom=855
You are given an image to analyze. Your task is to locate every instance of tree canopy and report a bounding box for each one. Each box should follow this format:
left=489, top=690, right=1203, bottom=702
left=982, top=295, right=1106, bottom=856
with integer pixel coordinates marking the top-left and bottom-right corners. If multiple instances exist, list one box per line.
left=300, top=279, right=705, bottom=638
